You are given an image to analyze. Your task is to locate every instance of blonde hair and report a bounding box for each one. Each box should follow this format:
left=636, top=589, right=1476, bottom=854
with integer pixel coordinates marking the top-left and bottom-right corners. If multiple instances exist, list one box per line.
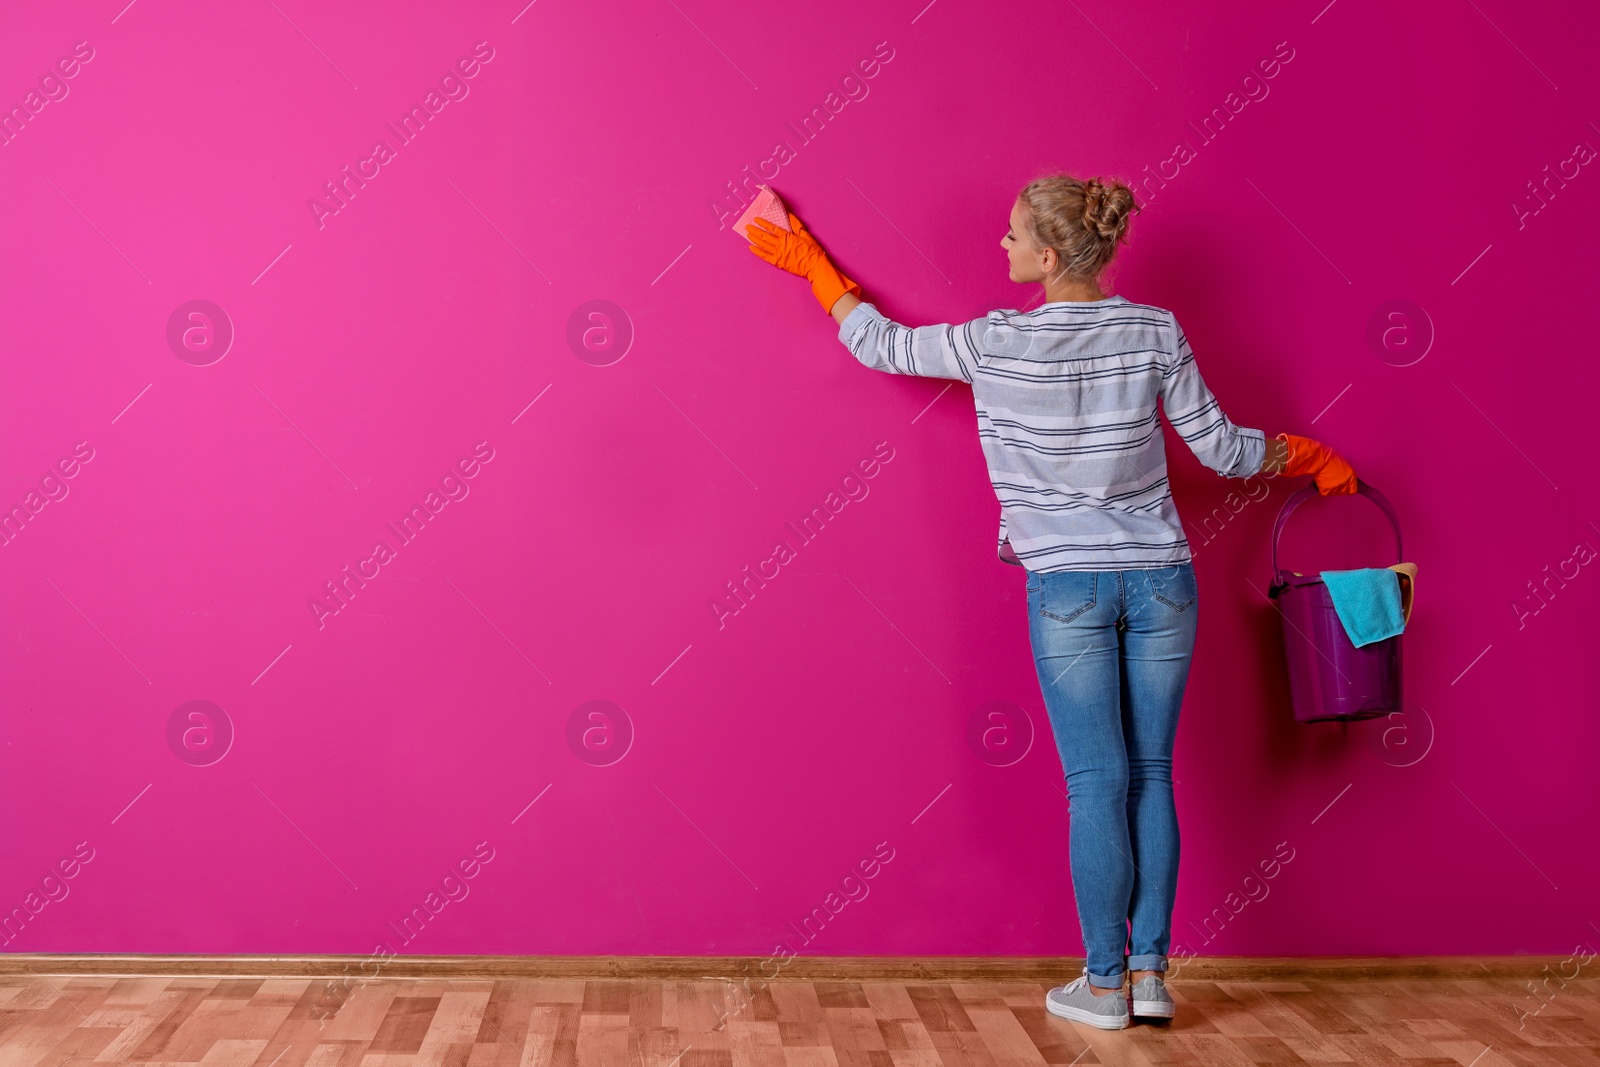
left=1016, top=174, right=1138, bottom=281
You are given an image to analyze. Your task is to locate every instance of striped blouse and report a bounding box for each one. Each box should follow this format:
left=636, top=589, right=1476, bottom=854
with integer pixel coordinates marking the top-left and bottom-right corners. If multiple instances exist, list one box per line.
left=837, top=295, right=1267, bottom=573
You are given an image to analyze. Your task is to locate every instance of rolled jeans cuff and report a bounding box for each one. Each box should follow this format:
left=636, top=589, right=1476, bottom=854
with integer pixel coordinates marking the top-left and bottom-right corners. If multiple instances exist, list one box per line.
left=1126, top=954, right=1168, bottom=972
left=1086, top=967, right=1125, bottom=989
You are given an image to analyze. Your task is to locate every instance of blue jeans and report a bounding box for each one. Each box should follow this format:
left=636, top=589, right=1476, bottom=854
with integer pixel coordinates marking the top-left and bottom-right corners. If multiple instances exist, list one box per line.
left=1025, top=563, right=1198, bottom=989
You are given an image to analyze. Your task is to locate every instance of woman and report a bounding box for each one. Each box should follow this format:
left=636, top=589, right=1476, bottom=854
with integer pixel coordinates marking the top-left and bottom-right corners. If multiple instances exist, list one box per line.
left=746, top=175, right=1356, bottom=1030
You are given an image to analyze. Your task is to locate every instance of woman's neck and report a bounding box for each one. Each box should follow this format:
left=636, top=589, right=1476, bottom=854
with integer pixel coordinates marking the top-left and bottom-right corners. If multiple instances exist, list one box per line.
left=1043, top=274, right=1106, bottom=303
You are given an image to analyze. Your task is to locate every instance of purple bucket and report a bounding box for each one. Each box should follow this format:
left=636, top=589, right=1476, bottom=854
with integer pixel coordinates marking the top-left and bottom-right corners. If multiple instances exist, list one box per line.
left=1267, top=481, right=1407, bottom=724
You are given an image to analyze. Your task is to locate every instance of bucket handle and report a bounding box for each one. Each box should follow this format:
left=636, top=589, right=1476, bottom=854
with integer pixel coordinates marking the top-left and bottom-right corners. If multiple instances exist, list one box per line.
left=1270, top=480, right=1403, bottom=579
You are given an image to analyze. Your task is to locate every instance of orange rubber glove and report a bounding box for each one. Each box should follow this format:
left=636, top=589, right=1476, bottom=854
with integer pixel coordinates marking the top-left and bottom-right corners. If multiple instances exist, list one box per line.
left=1276, top=432, right=1358, bottom=495
left=747, top=211, right=861, bottom=315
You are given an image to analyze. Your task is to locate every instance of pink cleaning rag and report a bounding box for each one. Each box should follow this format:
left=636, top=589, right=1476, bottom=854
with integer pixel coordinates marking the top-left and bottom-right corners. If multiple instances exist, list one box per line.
left=734, top=185, right=792, bottom=238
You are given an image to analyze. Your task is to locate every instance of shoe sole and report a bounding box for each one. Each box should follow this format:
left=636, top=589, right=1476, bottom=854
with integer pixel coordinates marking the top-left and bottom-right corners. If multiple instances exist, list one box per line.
left=1131, top=998, right=1176, bottom=1019
left=1045, top=998, right=1129, bottom=1030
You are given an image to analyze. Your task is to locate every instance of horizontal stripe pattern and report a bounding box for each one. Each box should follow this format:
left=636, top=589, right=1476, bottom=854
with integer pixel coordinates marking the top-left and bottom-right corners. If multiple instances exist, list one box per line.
left=839, top=296, right=1266, bottom=572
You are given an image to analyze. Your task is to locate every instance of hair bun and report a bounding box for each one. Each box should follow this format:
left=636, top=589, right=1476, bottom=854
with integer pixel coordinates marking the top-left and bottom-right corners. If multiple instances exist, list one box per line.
left=1084, top=179, right=1133, bottom=242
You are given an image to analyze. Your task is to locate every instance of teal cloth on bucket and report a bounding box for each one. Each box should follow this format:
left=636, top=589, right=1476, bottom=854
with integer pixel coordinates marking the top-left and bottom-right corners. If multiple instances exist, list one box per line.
left=1320, top=568, right=1405, bottom=647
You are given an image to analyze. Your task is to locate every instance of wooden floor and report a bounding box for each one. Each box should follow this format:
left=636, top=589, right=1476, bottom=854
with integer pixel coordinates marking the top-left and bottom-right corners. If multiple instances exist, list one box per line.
left=1, top=971, right=1597, bottom=1066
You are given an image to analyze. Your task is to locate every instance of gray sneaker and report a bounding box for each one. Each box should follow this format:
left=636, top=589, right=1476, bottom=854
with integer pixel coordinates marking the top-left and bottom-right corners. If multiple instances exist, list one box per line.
left=1045, top=971, right=1129, bottom=1030
left=1129, top=974, right=1175, bottom=1019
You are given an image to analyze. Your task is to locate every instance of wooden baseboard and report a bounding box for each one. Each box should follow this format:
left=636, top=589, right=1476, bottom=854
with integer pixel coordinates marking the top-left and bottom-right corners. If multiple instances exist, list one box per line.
left=0, top=954, right=1559, bottom=981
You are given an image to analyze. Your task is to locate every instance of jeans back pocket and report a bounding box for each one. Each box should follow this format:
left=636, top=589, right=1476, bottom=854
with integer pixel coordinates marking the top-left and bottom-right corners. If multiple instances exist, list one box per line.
left=1037, top=570, right=1098, bottom=623
left=1148, top=564, right=1197, bottom=613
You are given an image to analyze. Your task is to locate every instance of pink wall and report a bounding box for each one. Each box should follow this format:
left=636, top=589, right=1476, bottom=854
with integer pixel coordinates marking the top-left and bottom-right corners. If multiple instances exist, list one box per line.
left=2, top=0, right=1595, bottom=962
